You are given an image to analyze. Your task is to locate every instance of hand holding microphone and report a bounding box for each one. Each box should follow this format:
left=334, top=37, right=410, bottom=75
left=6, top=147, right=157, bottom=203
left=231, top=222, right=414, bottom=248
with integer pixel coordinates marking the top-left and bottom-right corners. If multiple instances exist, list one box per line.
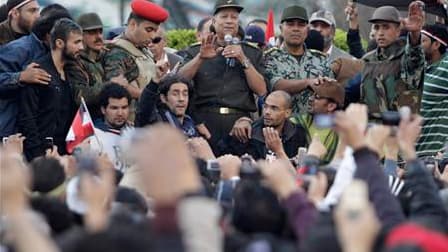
left=223, top=34, right=243, bottom=68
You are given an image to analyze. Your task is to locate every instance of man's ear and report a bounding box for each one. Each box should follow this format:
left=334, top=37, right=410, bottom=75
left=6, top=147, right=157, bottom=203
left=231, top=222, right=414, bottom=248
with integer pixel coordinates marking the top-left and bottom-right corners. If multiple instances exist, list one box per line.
left=327, top=102, right=337, bottom=112
left=55, top=38, right=64, bottom=49
left=432, top=40, right=441, bottom=52
left=160, top=94, right=167, bottom=103
left=285, top=108, right=292, bottom=118
left=101, top=106, right=106, bottom=115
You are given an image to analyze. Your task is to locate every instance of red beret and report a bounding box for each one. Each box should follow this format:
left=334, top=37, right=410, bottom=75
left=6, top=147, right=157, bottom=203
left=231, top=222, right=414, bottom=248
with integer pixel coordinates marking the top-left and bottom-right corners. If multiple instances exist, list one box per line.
left=131, top=0, right=169, bottom=24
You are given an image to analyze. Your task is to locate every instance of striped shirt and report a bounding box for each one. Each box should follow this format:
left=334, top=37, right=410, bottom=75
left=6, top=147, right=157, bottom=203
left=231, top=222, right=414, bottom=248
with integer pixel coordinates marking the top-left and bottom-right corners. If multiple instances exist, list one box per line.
left=416, top=53, right=448, bottom=157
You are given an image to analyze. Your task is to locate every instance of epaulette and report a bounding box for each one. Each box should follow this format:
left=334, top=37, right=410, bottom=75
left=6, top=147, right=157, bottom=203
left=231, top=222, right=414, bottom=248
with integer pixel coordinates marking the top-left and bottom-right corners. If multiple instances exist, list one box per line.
left=189, top=42, right=201, bottom=47
left=263, top=46, right=280, bottom=55
left=241, top=41, right=259, bottom=50
left=308, top=48, right=328, bottom=58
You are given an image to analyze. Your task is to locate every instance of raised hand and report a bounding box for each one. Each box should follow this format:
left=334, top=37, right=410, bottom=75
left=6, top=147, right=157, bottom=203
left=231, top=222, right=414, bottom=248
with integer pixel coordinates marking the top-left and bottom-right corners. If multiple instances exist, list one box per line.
left=403, top=1, right=425, bottom=33
left=199, top=34, right=221, bottom=59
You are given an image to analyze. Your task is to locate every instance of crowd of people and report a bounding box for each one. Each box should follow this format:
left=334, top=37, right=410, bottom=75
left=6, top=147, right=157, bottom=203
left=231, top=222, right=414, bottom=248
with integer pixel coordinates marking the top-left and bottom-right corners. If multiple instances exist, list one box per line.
left=0, top=0, right=448, bottom=251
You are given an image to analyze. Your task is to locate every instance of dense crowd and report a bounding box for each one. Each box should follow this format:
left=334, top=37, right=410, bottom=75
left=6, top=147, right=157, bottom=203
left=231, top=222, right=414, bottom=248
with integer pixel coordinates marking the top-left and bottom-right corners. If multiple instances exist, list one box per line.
left=0, top=0, right=447, bottom=251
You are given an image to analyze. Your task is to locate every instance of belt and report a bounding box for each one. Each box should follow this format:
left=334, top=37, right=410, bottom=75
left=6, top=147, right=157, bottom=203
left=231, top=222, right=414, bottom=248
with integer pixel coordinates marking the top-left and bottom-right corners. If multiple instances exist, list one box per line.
left=198, top=106, right=246, bottom=115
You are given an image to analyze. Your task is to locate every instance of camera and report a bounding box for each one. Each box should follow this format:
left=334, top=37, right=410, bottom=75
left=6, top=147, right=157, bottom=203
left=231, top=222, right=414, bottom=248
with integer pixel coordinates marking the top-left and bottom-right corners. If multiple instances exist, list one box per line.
left=313, top=114, right=335, bottom=129
left=44, top=137, right=54, bottom=150
left=239, top=154, right=262, bottom=180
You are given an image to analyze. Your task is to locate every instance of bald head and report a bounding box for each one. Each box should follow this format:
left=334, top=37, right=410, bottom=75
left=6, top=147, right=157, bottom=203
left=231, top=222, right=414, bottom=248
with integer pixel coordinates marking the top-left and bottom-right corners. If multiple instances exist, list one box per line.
left=268, top=90, right=292, bottom=110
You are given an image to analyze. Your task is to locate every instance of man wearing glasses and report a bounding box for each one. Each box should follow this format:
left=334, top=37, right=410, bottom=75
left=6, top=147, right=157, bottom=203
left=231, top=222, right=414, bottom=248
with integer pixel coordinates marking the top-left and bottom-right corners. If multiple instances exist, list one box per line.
left=148, top=27, right=183, bottom=73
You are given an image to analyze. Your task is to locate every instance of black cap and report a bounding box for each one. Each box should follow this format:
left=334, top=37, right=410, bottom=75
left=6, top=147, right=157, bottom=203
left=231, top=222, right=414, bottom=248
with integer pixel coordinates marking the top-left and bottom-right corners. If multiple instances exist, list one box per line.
left=213, top=0, right=244, bottom=15
left=281, top=5, right=308, bottom=23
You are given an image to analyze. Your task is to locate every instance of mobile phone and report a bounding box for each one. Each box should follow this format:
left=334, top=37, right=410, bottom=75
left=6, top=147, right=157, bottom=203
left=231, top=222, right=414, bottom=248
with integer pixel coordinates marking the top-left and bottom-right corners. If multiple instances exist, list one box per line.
left=314, top=114, right=335, bottom=129
left=44, top=137, right=54, bottom=150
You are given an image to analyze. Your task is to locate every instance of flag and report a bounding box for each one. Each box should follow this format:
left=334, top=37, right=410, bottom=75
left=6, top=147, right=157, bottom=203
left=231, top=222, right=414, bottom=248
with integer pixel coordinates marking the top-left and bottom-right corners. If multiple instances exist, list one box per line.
left=66, top=98, right=95, bottom=153
left=265, top=8, right=275, bottom=46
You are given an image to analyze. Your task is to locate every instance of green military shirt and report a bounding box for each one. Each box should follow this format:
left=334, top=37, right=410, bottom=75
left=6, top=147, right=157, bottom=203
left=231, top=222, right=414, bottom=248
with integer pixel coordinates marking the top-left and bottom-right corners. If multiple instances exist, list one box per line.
left=65, top=49, right=106, bottom=119
left=0, top=19, right=25, bottom=46
left=103, top=44, right=140, bottom=83
left=361, top=36, right=425, bottom=117
left=264, top=46, right=333, bottom=114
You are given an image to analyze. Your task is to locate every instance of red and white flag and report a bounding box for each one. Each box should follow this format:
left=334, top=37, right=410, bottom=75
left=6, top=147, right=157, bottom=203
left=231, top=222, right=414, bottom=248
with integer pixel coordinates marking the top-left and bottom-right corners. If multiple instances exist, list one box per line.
left=65, top=98, right=95, bottom=153
left=265, top=8, right=276, bottom=46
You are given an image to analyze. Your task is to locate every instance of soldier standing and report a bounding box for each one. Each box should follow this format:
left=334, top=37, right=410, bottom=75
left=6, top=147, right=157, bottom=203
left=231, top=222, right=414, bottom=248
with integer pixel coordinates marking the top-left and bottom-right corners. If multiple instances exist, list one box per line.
left=264, top=5, right=333, bottom=114
left=178, top=0, right=267, bottom=152
left=361, top=2, right=425, bottom=118
left=103, top=0, right=169, bottom=119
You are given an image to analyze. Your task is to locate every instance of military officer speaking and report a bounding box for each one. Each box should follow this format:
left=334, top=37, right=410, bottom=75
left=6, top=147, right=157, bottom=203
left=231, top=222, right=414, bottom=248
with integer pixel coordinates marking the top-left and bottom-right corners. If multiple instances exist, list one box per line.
left=178, top=0, right=267, bottom=152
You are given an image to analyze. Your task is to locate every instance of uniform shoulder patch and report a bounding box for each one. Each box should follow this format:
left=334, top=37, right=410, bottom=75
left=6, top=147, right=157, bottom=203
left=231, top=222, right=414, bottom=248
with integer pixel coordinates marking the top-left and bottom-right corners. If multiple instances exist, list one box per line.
left=308, top=49, right=328, bottom=58
left=241, top=41, right=259, bottom=50
left=263, top=47, right=280, bottom=55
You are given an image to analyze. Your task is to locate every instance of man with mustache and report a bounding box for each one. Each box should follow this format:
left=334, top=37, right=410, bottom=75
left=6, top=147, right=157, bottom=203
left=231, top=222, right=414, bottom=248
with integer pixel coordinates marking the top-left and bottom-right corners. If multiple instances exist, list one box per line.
left=66, top=13, right=112, bottom=120
left=17, top=18, right=83, bottom=160
left=264, top=5, right=333, bottom=114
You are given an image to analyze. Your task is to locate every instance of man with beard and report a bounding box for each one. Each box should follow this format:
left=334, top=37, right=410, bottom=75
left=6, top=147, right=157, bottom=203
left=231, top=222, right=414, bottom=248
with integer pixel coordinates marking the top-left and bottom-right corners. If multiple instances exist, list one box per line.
left=219, top=91, right=308, bottom=160
left=309, top=10, right=353, bottom=62
left=89, top=83, right=133, bottom=172
left=0, top=0, right=40, bottom=45
left=416, top=24, right=448, bottom=157
left=17, top=18, right=83, bottom=160
left=135, top=74, right=198, bottom=138
left=264, top=5, right=333, bottom=115
left=66, top=13, right=118, bottom=120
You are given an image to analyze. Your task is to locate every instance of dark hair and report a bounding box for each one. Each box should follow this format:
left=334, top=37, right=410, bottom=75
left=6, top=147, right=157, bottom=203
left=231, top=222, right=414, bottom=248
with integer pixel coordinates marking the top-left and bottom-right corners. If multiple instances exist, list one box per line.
left=0, top=4, right=8, bottom=23
left=50, top=18, right=82, bottom=50
left=248, top=18, right=268, bottom=26
left=423, top=24, right=448, bottom=55
left=30, top=196, right=74, bottom=235
left=30, top=157, right=66, bottom=193
left=32, top=10, right=72, bottom=41
left=98, top=83, right=131, bottom=109
left=40, top=3, right=69, bottom=18
left=114, top=187, right=148, bottom=215
left=232, top=181, right=287, bottom=235
left=197, top=16, right=212, bottom=32
left=158, top=74, right=192, bottom=96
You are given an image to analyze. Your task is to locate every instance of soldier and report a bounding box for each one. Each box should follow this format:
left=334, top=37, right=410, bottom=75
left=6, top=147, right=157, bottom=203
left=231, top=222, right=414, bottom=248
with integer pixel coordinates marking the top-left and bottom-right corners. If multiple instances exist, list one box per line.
left=0, top=0, right=40, bottom=45
left=178, top=0, right=267, bottom=151
left=361, top=2, right=425, bottom=118
left=264, top=5, right=333, bottom=114
left=103, top=0, right=169, bottom=119
left=66, top=13, right=120, bottom=120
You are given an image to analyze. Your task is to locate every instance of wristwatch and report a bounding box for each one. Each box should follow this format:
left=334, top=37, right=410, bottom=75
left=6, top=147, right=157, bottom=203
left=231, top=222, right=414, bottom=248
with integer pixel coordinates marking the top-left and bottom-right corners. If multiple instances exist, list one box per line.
left=241, top=58, right=252, bottom=69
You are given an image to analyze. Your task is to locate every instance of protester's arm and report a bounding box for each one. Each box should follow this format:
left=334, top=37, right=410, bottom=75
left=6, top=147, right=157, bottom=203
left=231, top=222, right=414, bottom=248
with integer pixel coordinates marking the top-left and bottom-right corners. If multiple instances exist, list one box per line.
left=0, top=151, right=59, bottom=252
left=259, top=159, right=318, bottom=241
left=234, top=46, right=267, bottom=96
left=135, top=81, right=160, bottom=127
left=345, top=2, right=365, bottom=58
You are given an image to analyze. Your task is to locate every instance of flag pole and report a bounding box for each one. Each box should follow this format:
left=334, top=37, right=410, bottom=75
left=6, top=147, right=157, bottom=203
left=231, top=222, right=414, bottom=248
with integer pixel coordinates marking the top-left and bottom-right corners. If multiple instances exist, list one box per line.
left=80, top=97, right=103, bottom=154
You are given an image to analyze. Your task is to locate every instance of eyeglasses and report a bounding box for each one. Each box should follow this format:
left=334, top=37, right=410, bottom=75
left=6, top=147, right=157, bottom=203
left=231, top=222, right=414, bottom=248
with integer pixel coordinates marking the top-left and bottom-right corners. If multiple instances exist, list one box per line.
left=151, top=36, right=163, bottom=44
left=312, top=93, right=336, bottom=103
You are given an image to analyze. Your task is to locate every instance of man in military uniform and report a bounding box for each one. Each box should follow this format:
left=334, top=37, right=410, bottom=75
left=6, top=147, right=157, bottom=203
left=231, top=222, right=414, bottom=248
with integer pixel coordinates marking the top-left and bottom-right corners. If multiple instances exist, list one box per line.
left=264, top=5, right=333, bottom=114
left=361, top=2, right=425, bottom=118
left=0, top=0, right=40, bottom=45
left=66, top=13, right=109, bottom=120
left=103, top=0, right=169, bottom=103
left=178, top=0, right=267, bottom=151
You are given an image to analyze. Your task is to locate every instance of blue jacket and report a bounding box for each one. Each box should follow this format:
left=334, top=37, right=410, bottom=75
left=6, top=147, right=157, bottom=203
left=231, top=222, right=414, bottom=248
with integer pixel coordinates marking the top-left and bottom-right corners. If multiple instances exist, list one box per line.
left=0, top=33, right=48, bottom=137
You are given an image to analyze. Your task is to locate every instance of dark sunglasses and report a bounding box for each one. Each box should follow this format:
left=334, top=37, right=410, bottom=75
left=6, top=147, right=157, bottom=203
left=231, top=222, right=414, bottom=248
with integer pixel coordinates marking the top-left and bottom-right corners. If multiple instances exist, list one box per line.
left=151, top=36, right=163, bottom=44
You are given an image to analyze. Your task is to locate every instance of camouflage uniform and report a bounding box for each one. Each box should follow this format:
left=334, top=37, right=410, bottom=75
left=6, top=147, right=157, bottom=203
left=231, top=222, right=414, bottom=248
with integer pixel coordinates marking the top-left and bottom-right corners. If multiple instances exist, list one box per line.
left=361, top=37, right=425, bottom=118
left=264, top=46, right=333, bottom=114
left=65, top=49, right=106, bottom=120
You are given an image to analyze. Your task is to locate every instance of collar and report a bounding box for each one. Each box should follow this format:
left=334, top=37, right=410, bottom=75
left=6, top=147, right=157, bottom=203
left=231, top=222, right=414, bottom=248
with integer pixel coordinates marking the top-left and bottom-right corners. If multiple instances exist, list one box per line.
left=326, top=44, right=334, bottom=55
left=94, top=119, right=129, bottom=135
left=80, top=48, right=104, bottom=62
left=376, top=40, right=403, bottom=60
left=251, top=118, right=297, bottom=143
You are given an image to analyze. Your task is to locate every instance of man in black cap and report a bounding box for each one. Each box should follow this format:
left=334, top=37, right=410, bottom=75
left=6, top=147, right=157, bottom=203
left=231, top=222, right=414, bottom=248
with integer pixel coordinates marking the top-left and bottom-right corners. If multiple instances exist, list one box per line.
left=264, top=5, right=333, bottom=114
left=0, top=0, right=40, bottom=45
left=178, top=0, right=267, bottom=152
left=66, top=13, right=113, bottom=120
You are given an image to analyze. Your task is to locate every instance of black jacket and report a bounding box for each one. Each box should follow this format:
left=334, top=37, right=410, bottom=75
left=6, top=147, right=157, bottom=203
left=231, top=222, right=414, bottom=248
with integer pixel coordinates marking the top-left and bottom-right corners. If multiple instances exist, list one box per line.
left=17, top=53, right=75, bottom=160
left=218, top=118, right=308, bottom=160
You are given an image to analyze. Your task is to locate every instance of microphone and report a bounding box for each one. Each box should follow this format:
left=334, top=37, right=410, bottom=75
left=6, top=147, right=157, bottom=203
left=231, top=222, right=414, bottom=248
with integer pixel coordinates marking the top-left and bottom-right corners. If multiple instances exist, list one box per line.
left=224, top=34, right=233, bottom=67
left=229, top=37, right=240, bottom=67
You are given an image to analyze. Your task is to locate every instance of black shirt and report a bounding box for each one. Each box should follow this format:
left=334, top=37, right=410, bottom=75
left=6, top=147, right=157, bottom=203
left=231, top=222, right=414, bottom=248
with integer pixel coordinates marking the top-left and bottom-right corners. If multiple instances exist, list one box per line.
left=182, top=42, right=266, bottom=113
left=17, top=53, right=75, bottom=160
